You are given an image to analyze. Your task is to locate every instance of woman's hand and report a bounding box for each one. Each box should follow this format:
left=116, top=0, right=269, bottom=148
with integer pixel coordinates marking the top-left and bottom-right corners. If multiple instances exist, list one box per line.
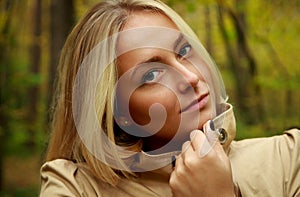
left=169, top=121, right=234, bottom=197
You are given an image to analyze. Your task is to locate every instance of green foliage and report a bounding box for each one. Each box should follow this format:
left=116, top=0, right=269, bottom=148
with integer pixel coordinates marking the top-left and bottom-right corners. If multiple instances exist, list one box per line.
left=167, top=0, right=300, bottom=135
left=0, top=186, right=39, bottom=197
left=0, top=1, right=47, bottom=158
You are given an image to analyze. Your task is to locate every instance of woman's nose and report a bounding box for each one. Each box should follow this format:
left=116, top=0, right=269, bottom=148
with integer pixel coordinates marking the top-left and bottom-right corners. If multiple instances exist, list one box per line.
left=176, top=65, right=200, bottom=93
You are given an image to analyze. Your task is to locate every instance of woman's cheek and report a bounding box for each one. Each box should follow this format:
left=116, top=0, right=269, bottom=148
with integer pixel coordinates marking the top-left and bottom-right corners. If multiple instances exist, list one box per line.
left=129, top=96, right=152, bottom=125
left=129, top=88, right=177, bottom=126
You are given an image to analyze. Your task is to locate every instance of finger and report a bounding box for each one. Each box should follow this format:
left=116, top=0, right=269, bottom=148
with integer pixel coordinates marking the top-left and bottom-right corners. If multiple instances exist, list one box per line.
left=203, top=121, right=227, bottom=159
left=199, top=136, right=213, bottom=157
left=203, top=120, right=219, bottom=147
left=172, top=154, right=187, bottom=179
left=190, top=130, right=206, bottom=151
left=181, top=140, right=196, bottom=162
left=171, top=154, right=194, bottom=195
left=181, top=140, right=191, bottom=153
left=212, top=138, right=227, bottom=159
left=189, top=130, right=214, bottom=157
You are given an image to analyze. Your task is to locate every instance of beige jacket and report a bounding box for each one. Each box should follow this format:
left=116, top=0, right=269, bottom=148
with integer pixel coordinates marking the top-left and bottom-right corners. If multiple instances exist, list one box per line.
left=40, top=104, right=300, bottom=196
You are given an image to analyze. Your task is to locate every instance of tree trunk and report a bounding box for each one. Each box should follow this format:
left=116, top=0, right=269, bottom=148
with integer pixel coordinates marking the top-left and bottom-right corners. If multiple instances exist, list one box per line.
left=27, top=0, right=42, bottom=151
left=217, top=1, right=263, bottom=124
left=0, top=0, right=14, bottom=190
left=49, top=0, right=75, bottom=107
left=204, top=6, right=213, bottom=54
left=255, top=34, right=293, bottom=128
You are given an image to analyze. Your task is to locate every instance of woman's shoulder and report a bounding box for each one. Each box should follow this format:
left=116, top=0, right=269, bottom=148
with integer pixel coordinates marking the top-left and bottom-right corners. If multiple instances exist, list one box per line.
left=229, top=128, right=300, bottom=162
left=283, top=127, right=300, bottom=143
left=40, top=159, right=172, bottom=197
left=40, top=159, right=101, bottom=197
left=229, top=128, right=300, bottom=196
left=230, top=128, right=300, bottom=149
left=41, top=158, right=79, bottom=175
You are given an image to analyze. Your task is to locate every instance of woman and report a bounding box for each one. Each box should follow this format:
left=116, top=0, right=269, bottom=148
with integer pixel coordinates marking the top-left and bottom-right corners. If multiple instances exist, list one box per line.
left=40, top=0, right=300, bottom=196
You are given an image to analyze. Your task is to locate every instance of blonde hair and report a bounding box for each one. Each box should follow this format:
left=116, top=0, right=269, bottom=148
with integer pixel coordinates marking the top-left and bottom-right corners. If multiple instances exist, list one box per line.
left=46, top=0, right=226, bottom=186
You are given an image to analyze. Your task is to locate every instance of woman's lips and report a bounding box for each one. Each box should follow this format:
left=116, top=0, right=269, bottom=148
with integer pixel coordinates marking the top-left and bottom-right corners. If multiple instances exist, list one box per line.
left=181, top=93, right=209, bottom=113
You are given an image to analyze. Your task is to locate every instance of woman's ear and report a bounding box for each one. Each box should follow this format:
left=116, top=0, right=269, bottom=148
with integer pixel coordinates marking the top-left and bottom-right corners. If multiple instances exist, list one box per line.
left=115, top=116, right=132, bottom=127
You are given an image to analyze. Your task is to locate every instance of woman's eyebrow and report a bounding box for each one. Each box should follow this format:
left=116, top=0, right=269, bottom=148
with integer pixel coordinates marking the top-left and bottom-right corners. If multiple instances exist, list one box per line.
left=140, top=56, right=161, bottom=64
left=139, top=34, right=184, bottom=65
left=173, top=34, right=184, bottom=51
left=131, top=34, right=184, bottom=77
left=131, top=56, right=162, bottom=77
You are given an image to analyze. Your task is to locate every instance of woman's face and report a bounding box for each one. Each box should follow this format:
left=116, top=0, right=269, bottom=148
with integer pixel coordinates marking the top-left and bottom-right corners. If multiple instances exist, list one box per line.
left=116, top=11, right=214, bottom=151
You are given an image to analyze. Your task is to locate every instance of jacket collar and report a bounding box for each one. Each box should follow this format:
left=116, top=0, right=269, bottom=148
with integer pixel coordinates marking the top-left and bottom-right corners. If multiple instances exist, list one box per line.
left=130, top=103, right=236, bottom=172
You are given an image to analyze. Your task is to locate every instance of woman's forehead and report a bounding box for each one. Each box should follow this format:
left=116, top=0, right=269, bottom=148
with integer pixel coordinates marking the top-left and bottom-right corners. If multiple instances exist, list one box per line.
left=122, top=11, right=178, bottom=30
left=117, top=27, right=183, bottom=56
left=117, top=11, right=181, bottom=55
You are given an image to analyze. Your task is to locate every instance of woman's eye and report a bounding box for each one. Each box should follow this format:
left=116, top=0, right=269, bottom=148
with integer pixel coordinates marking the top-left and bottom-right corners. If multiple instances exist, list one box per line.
left=142, top=70, right=162, bottom=83
left=178, top=44, right=192, bottom=58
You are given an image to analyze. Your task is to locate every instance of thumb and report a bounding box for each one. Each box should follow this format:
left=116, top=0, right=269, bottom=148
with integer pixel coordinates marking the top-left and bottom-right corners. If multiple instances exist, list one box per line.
left=203, top=120, right=226, bottom=156
left=203, top=120, right=218, bottom=146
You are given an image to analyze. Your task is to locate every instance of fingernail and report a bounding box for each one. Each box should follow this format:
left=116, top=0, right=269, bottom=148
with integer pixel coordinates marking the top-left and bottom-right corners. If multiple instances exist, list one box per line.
left=172, top=155, right=176, bottom=167
left=209, top=120, right=215, bottom=131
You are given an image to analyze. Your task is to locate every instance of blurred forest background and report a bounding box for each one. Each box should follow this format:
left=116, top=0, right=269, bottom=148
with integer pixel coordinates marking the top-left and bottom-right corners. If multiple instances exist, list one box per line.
left=0, top=0, right=299, bottom=196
